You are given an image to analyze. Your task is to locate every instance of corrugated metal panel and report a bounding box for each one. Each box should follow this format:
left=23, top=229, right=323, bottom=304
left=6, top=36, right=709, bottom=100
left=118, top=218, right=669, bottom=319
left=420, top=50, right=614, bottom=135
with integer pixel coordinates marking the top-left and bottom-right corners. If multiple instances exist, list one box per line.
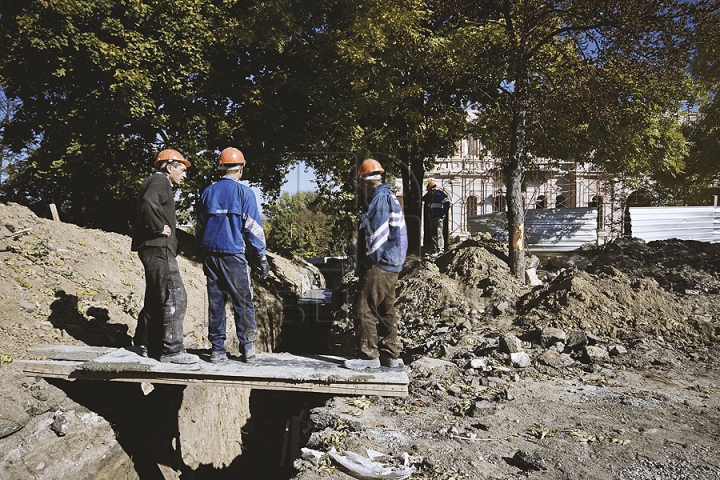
left=468, top=208, right=598, bottom=255
left=629, top=206, right=720, bottom=243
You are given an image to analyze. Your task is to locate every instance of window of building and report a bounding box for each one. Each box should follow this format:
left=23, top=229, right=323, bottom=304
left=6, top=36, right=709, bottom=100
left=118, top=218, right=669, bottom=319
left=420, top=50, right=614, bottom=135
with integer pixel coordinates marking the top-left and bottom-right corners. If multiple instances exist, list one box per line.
left=555, top=195, right=567, bottom=208
left=466, top=196, right=478, bottom=228
left=493, top=195, right=507, bottom=212
left=591, top=196, right=604, bottom=229
left=467, top=196, right=478, bottom=216
left=535, top=195, right=546, bottom=209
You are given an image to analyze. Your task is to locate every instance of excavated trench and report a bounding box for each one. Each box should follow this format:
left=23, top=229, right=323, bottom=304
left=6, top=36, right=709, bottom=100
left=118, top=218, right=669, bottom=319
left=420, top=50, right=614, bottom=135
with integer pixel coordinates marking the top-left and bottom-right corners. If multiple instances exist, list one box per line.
left=43, top=294, right=335, bottom=479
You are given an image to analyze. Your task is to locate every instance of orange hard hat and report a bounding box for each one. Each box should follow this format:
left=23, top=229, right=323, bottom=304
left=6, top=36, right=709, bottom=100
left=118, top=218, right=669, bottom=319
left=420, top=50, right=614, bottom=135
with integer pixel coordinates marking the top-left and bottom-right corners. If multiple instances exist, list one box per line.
left=357, top=158, right=384, bottom=179
left=155, top=149, right=190, bottom=167
left=218, top=147, right=246, bottom=166
left=427, top=181, right=437, bottom=190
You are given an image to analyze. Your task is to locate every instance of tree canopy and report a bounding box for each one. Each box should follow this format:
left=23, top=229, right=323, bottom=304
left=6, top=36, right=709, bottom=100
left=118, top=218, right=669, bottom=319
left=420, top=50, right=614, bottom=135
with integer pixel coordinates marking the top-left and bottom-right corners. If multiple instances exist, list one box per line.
left=264, top=191, right=348, bottom=258
left=443, top=0, right=710, bottom=277
left=1, top=0, right=718, bottom=272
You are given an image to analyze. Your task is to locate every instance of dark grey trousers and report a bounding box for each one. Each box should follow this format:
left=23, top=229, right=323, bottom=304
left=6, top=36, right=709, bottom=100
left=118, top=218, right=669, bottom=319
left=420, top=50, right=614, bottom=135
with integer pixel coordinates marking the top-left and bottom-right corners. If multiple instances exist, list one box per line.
left=135, top=246, right=187, bottom=356
left=354, top=265, right=399, bottom=360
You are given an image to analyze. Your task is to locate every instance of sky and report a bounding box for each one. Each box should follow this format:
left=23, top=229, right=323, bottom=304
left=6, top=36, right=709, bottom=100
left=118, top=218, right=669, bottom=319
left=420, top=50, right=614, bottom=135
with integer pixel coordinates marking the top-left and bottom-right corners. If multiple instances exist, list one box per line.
left=245, top=161, right=317, bottom=214
left=280, top=161, right=317, bottom=195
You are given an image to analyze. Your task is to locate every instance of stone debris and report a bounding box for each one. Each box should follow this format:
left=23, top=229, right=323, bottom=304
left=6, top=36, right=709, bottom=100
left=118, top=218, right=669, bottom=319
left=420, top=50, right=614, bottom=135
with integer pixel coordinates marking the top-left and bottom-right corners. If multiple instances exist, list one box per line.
left=512, top=449, right=548, bottom=471
left=302, top=234, right=720, bottom=479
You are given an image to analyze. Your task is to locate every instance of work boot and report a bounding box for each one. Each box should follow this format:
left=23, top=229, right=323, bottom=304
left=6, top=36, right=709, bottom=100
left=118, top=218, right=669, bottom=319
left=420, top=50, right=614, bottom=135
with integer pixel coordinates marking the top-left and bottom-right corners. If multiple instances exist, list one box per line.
left=137, top=345, right=148, bottom=358
left=209, top=351, right=227, bottom=364
left=343, top=358, right=381, bottom=370
left=242, top=343, right=256, bottom=363
left=160, top=351, right=199, bottom=364
left=380, top=356, right=404, bottom=369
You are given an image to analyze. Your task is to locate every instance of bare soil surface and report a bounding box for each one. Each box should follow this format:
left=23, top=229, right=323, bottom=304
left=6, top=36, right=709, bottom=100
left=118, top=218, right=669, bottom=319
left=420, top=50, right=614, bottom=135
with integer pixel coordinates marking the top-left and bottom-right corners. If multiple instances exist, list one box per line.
left=1, top=202, right=719, bottom=479
left=298, top=236, right=720, bottom=479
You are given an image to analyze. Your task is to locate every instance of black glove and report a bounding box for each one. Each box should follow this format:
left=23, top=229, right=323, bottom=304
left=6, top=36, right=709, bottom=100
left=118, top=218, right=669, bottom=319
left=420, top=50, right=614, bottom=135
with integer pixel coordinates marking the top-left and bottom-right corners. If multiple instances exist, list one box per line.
left=258, top=258, right=270, bottom=280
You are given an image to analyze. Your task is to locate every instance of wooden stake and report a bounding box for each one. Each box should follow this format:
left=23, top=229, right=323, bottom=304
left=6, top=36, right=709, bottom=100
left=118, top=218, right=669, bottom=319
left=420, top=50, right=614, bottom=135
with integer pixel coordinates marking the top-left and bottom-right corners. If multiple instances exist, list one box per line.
left=49, top=204, right=60, bottom=222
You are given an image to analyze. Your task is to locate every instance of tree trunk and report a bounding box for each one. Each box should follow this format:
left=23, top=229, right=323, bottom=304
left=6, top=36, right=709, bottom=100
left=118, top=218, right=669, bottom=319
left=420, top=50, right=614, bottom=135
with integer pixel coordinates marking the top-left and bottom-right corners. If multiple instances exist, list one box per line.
left=506, top=77, right=528, bottom=280
left=504, top=153, right=525, bottom=280
left=402, top=155, right=425, bottom=257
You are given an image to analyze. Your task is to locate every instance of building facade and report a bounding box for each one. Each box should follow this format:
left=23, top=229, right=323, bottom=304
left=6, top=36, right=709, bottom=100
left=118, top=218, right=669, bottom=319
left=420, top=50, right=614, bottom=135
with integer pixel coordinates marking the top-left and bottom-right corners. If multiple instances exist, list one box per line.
left=423, top=134, right=626, bottom=243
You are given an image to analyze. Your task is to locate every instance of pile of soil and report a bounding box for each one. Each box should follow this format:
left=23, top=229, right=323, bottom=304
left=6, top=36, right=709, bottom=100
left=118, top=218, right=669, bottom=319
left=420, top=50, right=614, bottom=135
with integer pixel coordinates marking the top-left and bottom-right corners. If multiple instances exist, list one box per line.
left=1, top=201, right=718, bottom=480
left=303, top=234, right=720, bottom=480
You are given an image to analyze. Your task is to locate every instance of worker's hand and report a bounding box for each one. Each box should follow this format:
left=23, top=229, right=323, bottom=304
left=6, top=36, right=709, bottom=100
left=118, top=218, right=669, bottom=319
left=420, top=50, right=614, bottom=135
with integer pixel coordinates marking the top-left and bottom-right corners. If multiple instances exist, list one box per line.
left=162, top=225, right=171, bottom=237
left=258, top=258, right=270, bottom=280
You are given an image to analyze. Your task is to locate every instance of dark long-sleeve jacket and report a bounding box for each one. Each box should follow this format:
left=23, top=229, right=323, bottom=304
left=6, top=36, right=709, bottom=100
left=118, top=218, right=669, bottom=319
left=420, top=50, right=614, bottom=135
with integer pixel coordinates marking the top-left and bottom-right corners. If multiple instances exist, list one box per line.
left=422, top=189, right=450, bottom=219
left=131, top=173, right=178, bottom=254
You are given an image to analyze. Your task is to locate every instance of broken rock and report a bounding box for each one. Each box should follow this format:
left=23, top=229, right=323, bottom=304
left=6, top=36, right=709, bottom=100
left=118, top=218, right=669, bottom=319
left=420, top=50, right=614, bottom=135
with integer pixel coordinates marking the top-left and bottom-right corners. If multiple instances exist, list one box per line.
left=510, top=352, right=532, bottom=368
left=582, top=345, right=609, bottom=364
left=499, top=333, right=523, bottom=354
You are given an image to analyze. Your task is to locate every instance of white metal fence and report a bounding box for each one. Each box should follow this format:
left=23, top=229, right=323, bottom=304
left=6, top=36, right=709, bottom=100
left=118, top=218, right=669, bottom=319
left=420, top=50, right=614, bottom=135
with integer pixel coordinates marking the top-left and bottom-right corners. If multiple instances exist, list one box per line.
left=468, top=205, right=720, bottom=258
left=468, top=207, right=598, bottom=256
left=629, top=206, right=720, bottom=243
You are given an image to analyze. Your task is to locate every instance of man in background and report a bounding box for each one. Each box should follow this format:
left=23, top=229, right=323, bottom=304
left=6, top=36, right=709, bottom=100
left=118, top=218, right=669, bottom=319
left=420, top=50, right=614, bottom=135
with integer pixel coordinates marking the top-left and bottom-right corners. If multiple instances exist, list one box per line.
left=422, top=181, right=450, bottom=257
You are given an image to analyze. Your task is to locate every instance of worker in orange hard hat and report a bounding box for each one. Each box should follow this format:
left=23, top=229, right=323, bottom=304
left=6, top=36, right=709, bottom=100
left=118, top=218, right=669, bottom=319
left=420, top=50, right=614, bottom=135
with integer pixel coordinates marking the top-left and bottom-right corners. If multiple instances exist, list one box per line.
left=196, top=147, right=269, bottom=364
left=422, top=180, right=450, bottom=258
left=131, top=148, right=198, bottom=364
left=344, top=159, right=408, bottom=371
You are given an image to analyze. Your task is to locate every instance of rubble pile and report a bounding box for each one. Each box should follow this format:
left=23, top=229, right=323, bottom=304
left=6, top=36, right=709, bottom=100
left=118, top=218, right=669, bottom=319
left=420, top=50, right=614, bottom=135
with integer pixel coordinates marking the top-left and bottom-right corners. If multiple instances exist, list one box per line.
left=300, top=234, right=720, bottom=479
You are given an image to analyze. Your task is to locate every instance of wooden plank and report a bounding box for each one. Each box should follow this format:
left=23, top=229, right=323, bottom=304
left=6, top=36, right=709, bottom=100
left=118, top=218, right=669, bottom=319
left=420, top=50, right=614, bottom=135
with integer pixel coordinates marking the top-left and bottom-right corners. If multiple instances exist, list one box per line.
left=16, top=346, right=410, bottom=397
left=27, top=345, right=115, bottom=361
left=14, top=360, right=83, bottom=378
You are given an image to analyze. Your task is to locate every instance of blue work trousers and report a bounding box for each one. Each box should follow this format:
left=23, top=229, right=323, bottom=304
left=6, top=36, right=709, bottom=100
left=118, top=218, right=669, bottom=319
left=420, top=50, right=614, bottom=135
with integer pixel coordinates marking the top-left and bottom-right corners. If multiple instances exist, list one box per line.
left=135, top=246, right=187, bottom=356
left=204, top=254, right=256, bottom=354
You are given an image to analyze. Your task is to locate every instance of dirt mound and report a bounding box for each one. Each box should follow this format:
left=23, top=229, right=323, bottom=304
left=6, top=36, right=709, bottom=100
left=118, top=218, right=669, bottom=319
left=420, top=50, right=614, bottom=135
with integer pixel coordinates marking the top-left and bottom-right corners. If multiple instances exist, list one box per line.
left=0, top=202, right=211, bottom=360
left=517, top=238, right=720, bottom=347
left=303, top=234, right=720, bottom=480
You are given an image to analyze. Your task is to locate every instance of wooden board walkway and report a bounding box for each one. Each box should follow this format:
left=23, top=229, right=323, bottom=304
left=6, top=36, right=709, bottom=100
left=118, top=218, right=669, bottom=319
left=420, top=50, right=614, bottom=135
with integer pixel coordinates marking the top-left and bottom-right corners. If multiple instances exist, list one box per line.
left=15, top=345, right=409, bottom=397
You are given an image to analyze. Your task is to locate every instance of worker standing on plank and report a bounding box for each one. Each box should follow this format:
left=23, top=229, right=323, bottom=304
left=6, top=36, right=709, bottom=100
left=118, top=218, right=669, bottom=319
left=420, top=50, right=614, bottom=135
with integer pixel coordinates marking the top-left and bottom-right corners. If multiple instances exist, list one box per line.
left=196, top=147, right=269, bottom=364
left=422, top=181, right=450, bottom=257
left=131, top=149, right=199, bottom=364
left=344, top=159, right=408, bottom=370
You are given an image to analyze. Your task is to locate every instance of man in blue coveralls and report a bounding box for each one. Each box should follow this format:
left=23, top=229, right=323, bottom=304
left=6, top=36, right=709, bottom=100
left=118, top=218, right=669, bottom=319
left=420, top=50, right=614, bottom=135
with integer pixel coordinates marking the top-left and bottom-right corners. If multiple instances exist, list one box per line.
left=196, top=147, right=270, bottom=363
left=422, top=181, right=450, bottom=257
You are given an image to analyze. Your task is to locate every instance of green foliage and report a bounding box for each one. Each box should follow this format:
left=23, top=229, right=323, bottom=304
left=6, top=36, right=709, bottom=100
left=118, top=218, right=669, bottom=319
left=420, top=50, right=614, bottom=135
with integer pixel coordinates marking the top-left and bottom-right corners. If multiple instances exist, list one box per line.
left=0, top=0, right=716, bottom=266
left=0, top=0, right=241, bottom=232
left=264, top=191, right=350, bottom=258
left=445, top=0, right=708, bottom=276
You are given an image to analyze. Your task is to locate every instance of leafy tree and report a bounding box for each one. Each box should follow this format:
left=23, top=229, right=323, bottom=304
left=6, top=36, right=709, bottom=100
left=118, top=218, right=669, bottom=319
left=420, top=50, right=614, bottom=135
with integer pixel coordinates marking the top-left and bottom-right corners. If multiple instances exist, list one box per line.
left=264, top=191, right=347, bottom=258
left=442, top=0, right=708, bottom=278
left=0, top=0, right=248, bottom=232
left=240, top=0, right=472, bottom=254
left=686, top=4, right=720, bottom=203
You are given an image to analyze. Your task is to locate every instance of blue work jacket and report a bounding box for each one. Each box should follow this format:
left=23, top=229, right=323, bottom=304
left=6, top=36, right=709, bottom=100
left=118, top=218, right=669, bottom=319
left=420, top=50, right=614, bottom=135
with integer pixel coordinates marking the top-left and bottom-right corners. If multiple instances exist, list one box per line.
left=358, top=183, right=408, bottom=273
left=196, top=177, right=267, bottom=259
left=423, top=189, right=450, bottom=219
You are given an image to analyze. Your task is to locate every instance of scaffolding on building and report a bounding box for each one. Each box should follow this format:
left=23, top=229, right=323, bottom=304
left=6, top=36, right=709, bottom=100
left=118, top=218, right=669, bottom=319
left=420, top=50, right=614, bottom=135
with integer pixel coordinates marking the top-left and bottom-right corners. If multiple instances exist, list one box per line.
left=426, top=137, right=627, bottom=242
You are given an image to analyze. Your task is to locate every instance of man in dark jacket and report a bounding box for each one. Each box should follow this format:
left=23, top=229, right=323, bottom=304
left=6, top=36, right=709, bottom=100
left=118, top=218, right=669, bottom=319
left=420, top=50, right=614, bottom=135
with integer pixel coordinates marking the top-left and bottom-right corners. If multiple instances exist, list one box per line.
left=131, top=149, right=198, bottom=364
left=422, top=181, right=450, bottom=257
left=344, top=159, right=408, bottom=370
left=196, top=147, right=269, bottom=363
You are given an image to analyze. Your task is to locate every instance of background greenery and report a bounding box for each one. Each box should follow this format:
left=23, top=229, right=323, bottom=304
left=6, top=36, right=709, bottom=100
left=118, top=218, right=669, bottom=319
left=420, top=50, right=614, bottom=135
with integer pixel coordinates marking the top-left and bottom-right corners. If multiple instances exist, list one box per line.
left=1, top=0, right=719, bottom=267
